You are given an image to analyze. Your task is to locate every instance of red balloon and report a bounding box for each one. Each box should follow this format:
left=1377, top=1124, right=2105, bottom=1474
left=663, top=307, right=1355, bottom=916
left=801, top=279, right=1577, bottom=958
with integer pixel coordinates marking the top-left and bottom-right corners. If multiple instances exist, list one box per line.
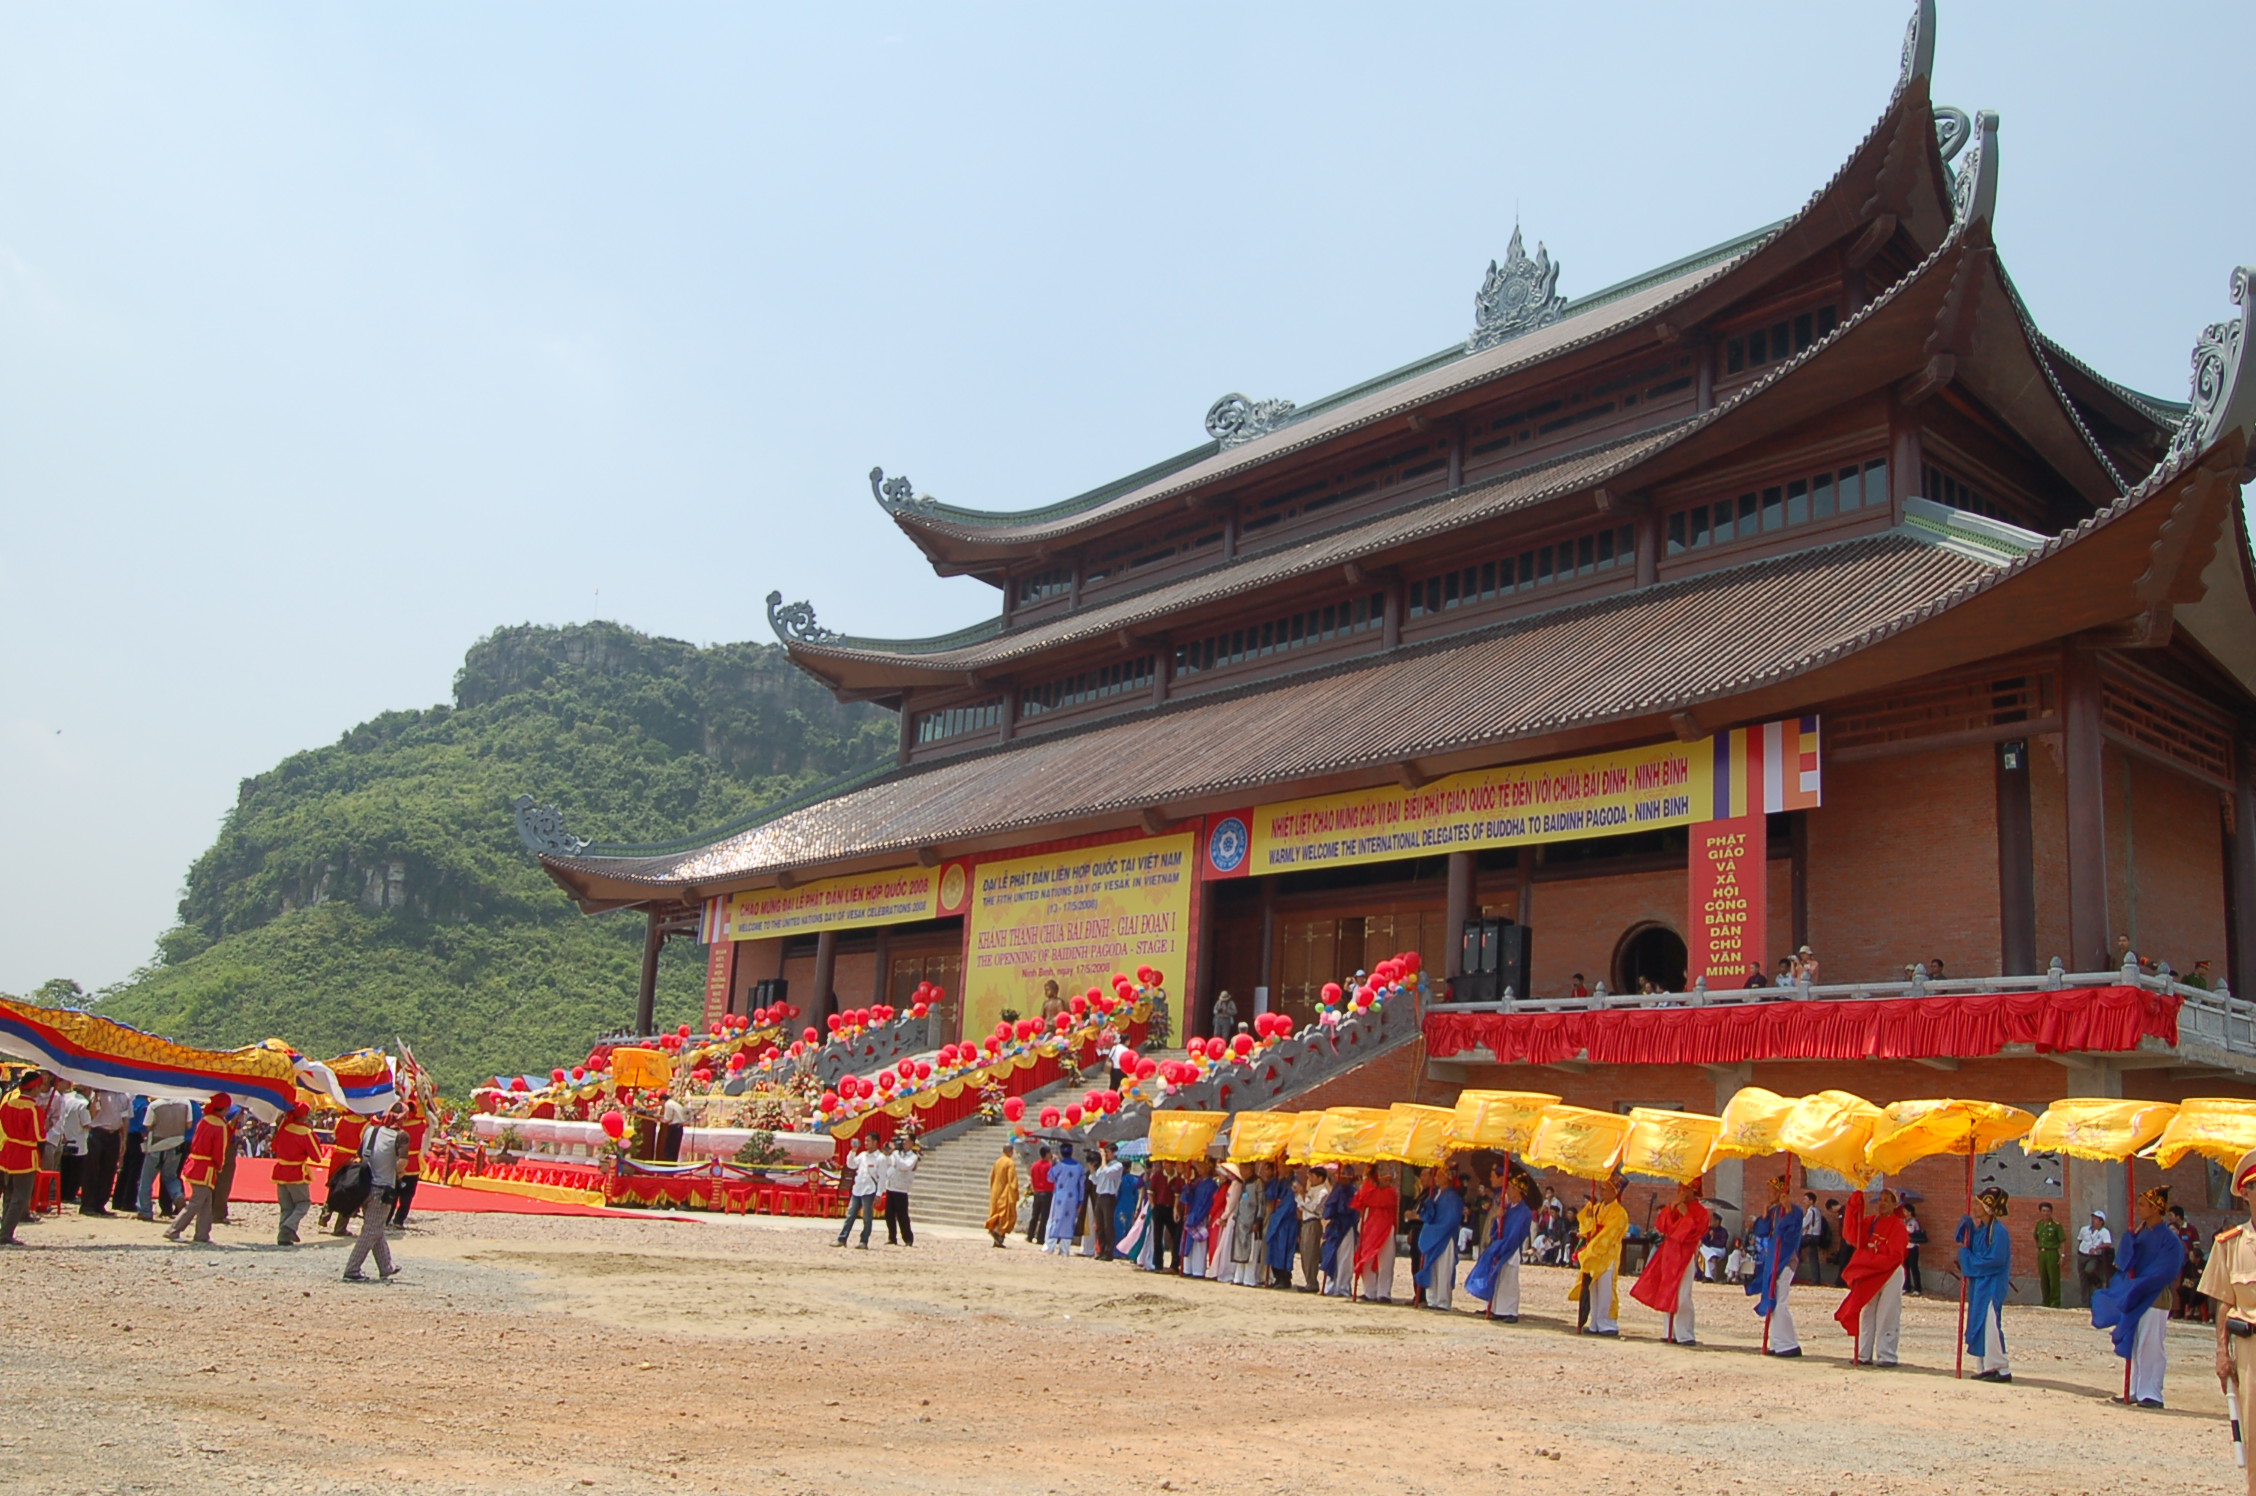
left=677, top=1023, right=691, bottom=1038
left=1321, top=982, right=1343, bottom=1004
left=982, top=1037, right=1001, bottom=1056
left=550, top=1067, right=567, bottom=1083
left=878, top=1073, right=896, bottom=1091
left=1003, top=1096, right=1026, bottom=1121
left=1354, top=988, right=1375, bottom=1009
left=804, top=1026, right=820, bottom=1045
left=826, top=1014, right=843, bottom=1032
left=912, top=1002, right=929, bottom=1019
left=510, top=1077, right=529, bottom=1091
left=820, top=1091, right=841, bottom=1110
left=1232, top=1034, right=1254, bottom=1057
left=1064, top=1105, right=1084, bottom=1126
left=599, top=1109, right=626, bottom=1140
left=1136, top=1058, right=1157, bottom=1079
left=1400, top=951, right=1422, bottom=975
left=1136, top=965, right=1156, bottom=985
left=1084, top=1090, right=1103, bottom=1110
left=1039, top=1106, right=1062, bottom=1127
left=727, top=1053, right=748, bottom=1072
left=1014, top=1019, right=1037, bottom=1041
left=994, top=1021, right=1011, bottom=1040
left=915, top=1062, right=932, bottom=1081
left=762, top=1046, right=780, bottom=1061
left=1149, top=970, right=1166, bottom=988
left=571, top=1066, right=586, bottom=1081
left=1069, top=994, right=1089, bottom=1016
left=1100, top=1092, right=1121, bottom=1114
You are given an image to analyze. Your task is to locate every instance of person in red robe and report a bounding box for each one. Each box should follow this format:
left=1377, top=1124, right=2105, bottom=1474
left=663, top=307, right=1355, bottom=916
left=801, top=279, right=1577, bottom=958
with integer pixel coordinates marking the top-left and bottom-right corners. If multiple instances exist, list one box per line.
left=1351, top=1165, right=1401, bottom=1303
left=0, top=1071, right=52, bottom=1246
left=1631, top=1179, right=1711, bottom=1344
left=1834, top=1187, right=1910, bottom=1366
left=324, top=1110, right=368, bottom=1236
left=163, top=1094, right=232, bottom=1244
left=269, top=1103, right=322, bottom=1246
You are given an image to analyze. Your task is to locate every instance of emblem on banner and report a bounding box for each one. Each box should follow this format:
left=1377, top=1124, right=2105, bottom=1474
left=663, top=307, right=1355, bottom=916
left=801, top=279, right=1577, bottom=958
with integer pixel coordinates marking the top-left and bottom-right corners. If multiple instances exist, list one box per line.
left=1207, top=815, right=1249, bottom=875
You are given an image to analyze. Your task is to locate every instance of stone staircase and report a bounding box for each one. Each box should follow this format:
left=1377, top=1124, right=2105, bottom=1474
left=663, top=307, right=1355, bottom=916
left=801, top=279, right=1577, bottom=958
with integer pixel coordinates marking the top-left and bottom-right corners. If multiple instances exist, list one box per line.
left=910, top=1075, right=1089, bottom=1231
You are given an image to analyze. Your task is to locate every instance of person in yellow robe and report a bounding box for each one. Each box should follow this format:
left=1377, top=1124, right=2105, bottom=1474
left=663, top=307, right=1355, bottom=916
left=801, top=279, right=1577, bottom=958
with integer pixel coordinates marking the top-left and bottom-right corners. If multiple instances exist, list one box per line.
left=985, top=1140, right=1021, bottom=1248
left=1572, top=1172, right=1630, bottom=1336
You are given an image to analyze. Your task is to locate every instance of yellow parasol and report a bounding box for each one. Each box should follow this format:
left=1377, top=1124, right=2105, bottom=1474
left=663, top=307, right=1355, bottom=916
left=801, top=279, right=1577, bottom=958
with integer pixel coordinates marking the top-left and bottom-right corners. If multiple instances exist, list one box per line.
left=1709, top=1087, right=1801, bottom=1163
left=1225, top=1110, right=1299, bottom=1163
left=1281, top=1110, right=1325, bottom=1164
left=609, top=1048, right=674, bottom=1090
left=2027, top=1098, right=2181, bottom=1162
left=1447, top=1090, right=1561, bottom=1154
left=1148, top=1110, right=1229, bottom=1163
left=1863, top=1098, right=2036, bottom=1177
left=1617, top=1108, right=1723, bottom=1184
left=1778, top=1090, right=1887, bottom=1187
left=2152, top=1097, right=2256, bottom=1170
left=1524, top=1104, right=1634, bottom=1181
left=1375, top=1103, right=1458, bottom=1167
left=1307, top=1106, right=1393, bottom=1165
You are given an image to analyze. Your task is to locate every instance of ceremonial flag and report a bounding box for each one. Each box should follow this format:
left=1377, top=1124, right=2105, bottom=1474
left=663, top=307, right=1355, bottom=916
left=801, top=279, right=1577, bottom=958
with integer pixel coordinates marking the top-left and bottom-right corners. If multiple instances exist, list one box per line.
left=1447, top=1090, right=1560, bottom=1154
left=294, top=1048, right=400, bottom=1115
left=1225, top=1110, right=1298, bottom=1163
left=2152, top=1098, right=2256, bottom=1170
left=0, top=997, right=300, bottom=1120
left=1779, top=1090, right=1886, bottom=1186
left=1619, top=1108, right=1723, bottom=1183
left=1525, top=1104, right=1632, bottom=1180
left=1307, top=1107, right=1392, bottom=1165
left=1148, top=1110, right=1229, bottom=1163
left=1376, top=1103, right=1457, bottom=1167
left=2026, top=1098, right=2180, bottom=1162
left=1710, top=1087, right=1800, bottom=1161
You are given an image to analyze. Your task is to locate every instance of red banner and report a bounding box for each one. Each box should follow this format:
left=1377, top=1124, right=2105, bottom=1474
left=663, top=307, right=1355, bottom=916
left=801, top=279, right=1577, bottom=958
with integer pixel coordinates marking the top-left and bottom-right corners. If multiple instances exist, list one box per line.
left=1423, top=986, right=2180, bottom=1067
left=1688, top=813, right=1766, bottom=986
left=701, top=939, right=737, bottom=1027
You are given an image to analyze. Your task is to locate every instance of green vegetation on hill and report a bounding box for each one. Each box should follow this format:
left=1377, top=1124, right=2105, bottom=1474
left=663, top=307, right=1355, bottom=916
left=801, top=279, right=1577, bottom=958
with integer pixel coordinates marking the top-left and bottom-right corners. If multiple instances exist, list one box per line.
left=97, top=622, right=892, bottom=1094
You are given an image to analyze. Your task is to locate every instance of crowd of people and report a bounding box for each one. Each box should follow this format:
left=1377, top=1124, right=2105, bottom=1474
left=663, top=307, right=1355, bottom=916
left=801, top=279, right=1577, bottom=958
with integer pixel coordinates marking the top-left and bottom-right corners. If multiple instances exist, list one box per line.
left=971, top=1132, right=2256, bottom=1415
left=0, top=1070, right=429, bottom=1284
left=833, top=1134, right=921, bottom=1248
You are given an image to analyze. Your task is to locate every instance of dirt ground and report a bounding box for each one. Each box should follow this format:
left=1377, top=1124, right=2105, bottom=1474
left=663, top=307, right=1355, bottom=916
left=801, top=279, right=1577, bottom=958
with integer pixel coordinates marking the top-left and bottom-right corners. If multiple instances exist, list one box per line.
left=0, top=1202, right=2239, bottom=1496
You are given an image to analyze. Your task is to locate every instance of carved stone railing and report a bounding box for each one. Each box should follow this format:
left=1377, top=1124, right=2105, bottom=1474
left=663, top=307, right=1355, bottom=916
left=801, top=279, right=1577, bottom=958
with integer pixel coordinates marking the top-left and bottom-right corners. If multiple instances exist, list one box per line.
left=811, top=1015, right=936, bottom=1088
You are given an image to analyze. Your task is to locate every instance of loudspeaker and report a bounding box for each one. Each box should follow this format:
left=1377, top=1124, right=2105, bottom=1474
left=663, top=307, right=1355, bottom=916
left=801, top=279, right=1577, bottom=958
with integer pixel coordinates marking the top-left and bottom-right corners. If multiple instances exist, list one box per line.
left=1454, top=918, right=1530, bottom=1003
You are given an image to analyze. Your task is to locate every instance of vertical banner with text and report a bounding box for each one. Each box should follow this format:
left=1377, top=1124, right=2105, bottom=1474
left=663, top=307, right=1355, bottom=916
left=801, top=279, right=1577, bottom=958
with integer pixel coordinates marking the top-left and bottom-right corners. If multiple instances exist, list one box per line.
left=1688, top=814, right=1767, bottom=986
left=962, top=831, right=1197, bottom=1044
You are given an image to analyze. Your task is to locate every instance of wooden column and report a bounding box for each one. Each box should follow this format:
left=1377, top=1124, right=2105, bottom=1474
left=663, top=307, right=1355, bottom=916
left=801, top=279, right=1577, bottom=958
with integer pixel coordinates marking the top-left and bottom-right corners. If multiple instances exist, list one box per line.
left=1383, top=579, right=1402, bottom=650
left=1221, top=510, right=1237, bottom=562
left=1995, top=738, right=2037, bottom=974
left=1192, top=877, right=1219, bottom=1040
left=1447, top=424, right=1465, bottom=490
left=872, top=927, right=892, bottom=1008
left=1068, top=559, right=1083, bottom=610
left=999, top=685, right=1016, bottom=744
left=1695, top=341, right=1715, bottom=414
left=2062, top=648, right=2111, bottom=971
left=1634, top=507, right=1659, bottom=587
left=635, top=910, right=663, bottom=1036
left=1888, top=401, right=1923, bottom=521
left=1445, top=851, right=1476, bottom=984
left=811, top=928, right=839, bottom=1023
left=1152, top=647, right=1171, bottom=706
left=896, top=692, right=915, bottom=767
left=2231, top=739, right=2256, bottom=999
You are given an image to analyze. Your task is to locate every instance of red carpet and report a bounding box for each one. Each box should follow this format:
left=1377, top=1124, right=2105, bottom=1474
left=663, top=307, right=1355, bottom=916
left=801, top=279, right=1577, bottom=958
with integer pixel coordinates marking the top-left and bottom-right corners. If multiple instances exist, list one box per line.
left=222, top=1157, right=625, bottom=1217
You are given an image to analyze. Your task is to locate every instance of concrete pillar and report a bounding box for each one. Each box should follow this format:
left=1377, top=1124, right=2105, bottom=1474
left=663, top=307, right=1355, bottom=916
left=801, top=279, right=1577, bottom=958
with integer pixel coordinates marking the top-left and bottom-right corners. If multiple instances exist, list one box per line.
left=2062, top=649, right=2112, bottom=971
left=811, top=929, right=839, bottom=1023
left=1445, top=851, right=1476, bottom=986
left=2059, top=1056, right=2124, bottom=1309
left=635, top=911, right=663, bottom=1036
left=1707, top=1062, right=1753, bottom=1219
left=2231, top=738, right=2256, bottom=1000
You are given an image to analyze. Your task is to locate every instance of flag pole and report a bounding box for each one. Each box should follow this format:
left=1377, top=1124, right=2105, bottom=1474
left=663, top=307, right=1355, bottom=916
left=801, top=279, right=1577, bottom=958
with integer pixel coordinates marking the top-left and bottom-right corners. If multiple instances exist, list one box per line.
left=2123, top=1153, right=2136, bottom=1405
left=1956, top=1146, right=1973, bottom=1380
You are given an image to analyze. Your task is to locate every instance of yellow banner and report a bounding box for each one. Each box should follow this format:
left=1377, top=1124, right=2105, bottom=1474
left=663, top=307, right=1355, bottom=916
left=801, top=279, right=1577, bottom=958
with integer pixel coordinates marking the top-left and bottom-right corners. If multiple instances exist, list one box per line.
left=719, top=866, right=943, bottom=940
left=963, top=833, right=1194, bottom=1042
left=1619, top=1108, right=1723, bottom=1183
left=1227, top=1111, right=1299, bottom=1163
left=1242, top=718, right=1819, bottom=875
left=1150, top=1111, right=1229, bottom=1163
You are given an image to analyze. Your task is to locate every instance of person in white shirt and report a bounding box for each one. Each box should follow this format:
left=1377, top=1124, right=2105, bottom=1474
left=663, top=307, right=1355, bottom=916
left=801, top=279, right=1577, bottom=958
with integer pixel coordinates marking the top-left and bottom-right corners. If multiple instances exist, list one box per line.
left=884, top=1143, right=919, bottom=1246
left=658, top=1094, right=689, bottom=1163
left=45, top=1082, right=91, bottom=1205
left=1089, top=1144, right=1125, bottom=1260
left=2077, top=1209, right=2115, bottom=1303
left=79, top=1089, right=131, bottom=1218
left=1725, top=1240, right=1753, bottom=1284
left=833, top=1140, right=885, bottom=1249
left=1298, top=1169, right=1330, bottom=1291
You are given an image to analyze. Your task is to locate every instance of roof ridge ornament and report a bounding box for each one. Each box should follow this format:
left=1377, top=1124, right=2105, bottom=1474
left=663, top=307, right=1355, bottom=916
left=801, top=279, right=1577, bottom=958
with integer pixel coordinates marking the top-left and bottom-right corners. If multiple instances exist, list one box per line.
left=512, top=794, right=590, bottom=858
left=1933, top=107, right=1971, bottom=164
left=765, top=590, right=841, bottom=644
left=2167, top=266, right=2255, bottom=464
left=868, top=466, right=934, bottom=510
left=1949, top=109, right=1999, bottom=226
left=1467, top=224, right=1567, bottom=354
left=1205, top=392, right=1300, bottom=448
left=1899, top=0, right=1937, bottom=89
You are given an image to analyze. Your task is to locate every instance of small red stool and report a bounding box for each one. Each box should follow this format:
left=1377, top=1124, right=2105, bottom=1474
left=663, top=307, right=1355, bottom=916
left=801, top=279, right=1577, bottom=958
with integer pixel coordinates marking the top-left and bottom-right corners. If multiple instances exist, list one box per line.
left=31, top=1170, right=61, bottom=1214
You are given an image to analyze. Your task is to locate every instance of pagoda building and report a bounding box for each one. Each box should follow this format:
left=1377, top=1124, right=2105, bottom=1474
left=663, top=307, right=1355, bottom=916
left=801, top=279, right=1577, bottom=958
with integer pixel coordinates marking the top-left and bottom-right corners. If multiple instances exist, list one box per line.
left=528, top=2, right=2256, bottom=1231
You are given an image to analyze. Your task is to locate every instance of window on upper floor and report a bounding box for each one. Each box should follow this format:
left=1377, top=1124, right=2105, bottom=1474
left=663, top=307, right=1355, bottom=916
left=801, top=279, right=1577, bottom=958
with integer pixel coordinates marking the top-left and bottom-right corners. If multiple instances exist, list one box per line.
left=1922, top=463, right=2034, bottom=527
left=1409, top=523, right=1640, bottom=619
left=915, top=698, right=1003, bottom=745
left=1173, top=592, right=1387, bottom=678
left=1019, top=656, right=1155, bottom=720
left=1665, top=458, right=1887, bottom=556
left=1722, top=304, right=1838, bottom=377
left=1012, top=568, right=1072, bottom=608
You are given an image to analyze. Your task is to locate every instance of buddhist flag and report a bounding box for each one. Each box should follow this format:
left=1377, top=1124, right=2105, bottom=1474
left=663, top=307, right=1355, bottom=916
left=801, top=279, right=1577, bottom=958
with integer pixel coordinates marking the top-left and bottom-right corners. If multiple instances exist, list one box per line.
left=1710, top=716, right=1822, bottom=818
left=1779, top=1090, right=1885, bottom=1186
left=2027, top=1098, right=2181, bottom=1162
left=1377, top=1104, right=1458, bottom=1167
left=1226, top=1110, right=1299, bottom=1163
left=295, top=1048, right=400, bottom=1116
left=1448, top=1090, right=1561, bottom=1154
left=1619, top=1108, right=1723, bottom=1184
left=1308, top=1107, right=1393, bottom=1165
left=1150, top=1111, right=1230, bottom=1163
left=1525, top=1105, right=1633, bottom=1181
left=2152, top=1098, right=2256, bottom=1170
left=1711, top=1087, right=1800, bottom=1161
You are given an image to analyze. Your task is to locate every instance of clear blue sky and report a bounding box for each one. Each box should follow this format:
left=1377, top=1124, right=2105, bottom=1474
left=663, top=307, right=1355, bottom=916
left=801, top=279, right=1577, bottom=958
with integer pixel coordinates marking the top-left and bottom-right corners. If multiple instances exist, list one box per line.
left=2, top=2, right=2248, bottom=995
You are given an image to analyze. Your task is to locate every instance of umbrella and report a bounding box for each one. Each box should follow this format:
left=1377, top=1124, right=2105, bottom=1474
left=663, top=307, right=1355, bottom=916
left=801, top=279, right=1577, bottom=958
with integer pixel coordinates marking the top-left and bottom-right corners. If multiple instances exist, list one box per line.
left=1307, top=1107, right=1392, bottom=1166
left=1447, top=1090, right=1561, bottom=1155
left=1224, top=1110, right=1298, bottom=1164
left=1525, top=1104, right=1634, bottom=1181
left=1376, top=1103, right=1458, bottom=1168
left=2151, top=1098, right=2256, bottom=1171
left=1701, top=1197, right=1740, bottom=1212
left=1281, top=1110, right=1325, bottom=1165
left=1779, top=1091, right=1886, bottom=1188
left=1148, top=1110, right=1229, bottom=1163
left=1708, top=1086, right=1800, bottom=1163
left=2025, top=1098, right=2181, bottom=1400
left=1863, top=1099, right=2037, bottom=1378
left=1618, top=1108, right=1724, bottom=1184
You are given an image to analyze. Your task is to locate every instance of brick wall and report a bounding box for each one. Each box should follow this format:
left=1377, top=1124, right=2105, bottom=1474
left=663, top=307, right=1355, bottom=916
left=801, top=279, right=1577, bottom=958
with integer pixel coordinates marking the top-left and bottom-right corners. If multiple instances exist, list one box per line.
left=2031, top=737, right=2071, bottom=970
left=1807, top=744, right=2002, bottom=983
left=2110, top=748, right=2228, bottom=977
left=1527, top=861, right=1791, bottom=998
